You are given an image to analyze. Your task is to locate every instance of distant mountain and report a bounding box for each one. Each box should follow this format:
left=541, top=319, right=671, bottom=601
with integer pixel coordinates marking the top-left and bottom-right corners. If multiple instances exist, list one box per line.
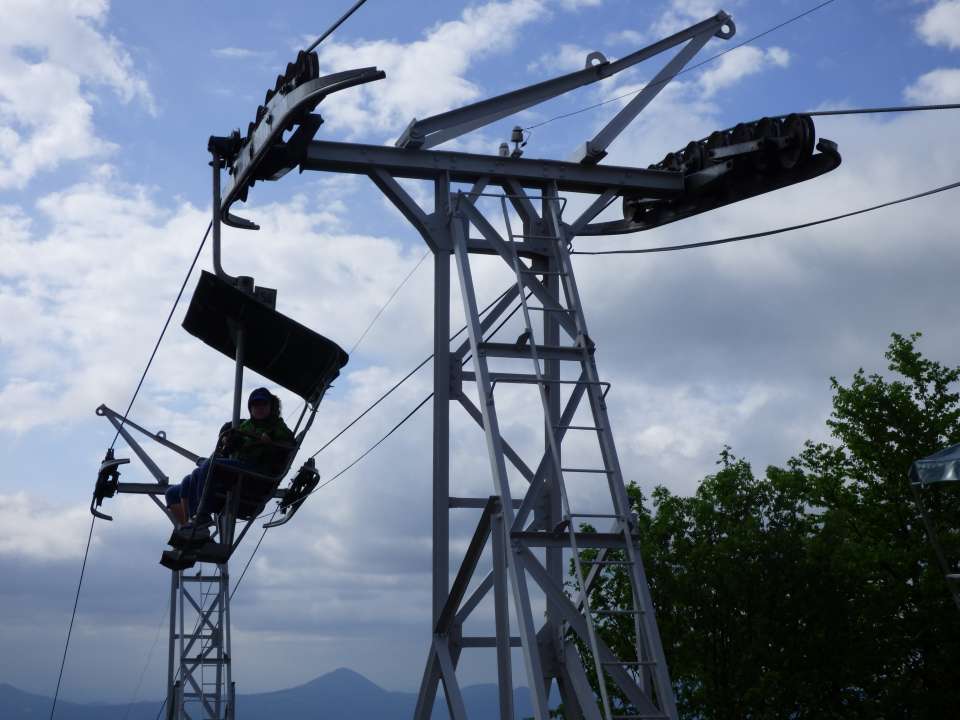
left=1, top=668, right=540, bottom=719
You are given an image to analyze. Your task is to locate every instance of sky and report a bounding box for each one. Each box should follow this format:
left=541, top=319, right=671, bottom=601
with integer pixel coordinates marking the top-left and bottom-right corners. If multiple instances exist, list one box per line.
left=3, top=0, right=960, bottom=708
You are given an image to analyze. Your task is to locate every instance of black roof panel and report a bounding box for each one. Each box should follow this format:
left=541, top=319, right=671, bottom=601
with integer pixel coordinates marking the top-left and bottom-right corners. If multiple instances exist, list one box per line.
left=183, top=271, right=348, bottom=400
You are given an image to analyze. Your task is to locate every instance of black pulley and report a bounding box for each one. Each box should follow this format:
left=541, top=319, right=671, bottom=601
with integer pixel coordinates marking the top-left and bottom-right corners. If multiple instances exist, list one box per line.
left=778, top=113, right=814, bottom=170
left=751, top=117, right=779, bottom=173
left=682, top=140, right=704, bottom=173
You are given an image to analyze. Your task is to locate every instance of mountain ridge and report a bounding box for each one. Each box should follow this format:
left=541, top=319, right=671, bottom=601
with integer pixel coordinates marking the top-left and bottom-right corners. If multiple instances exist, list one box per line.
left=1, top=667, right=541, bottom=719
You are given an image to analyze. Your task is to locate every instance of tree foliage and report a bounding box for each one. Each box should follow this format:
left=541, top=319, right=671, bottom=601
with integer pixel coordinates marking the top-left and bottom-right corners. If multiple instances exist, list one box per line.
left=573, top=333, right=960, bottom=719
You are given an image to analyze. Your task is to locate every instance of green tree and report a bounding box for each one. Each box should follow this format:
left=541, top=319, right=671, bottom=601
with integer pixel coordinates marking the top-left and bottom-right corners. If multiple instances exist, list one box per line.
left=570, top=333, right=960, bottom=719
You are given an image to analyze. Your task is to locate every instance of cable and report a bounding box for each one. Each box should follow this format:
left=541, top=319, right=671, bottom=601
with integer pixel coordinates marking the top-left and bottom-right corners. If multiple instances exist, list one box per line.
left=315, top=394, right=433, bottom=493
left=309, top=354, right=433, bottom=460
left=349, top=250, right=429, bottom=355
left=807, top=103, right=960, bottom=117
left=110, top=222, right=212, bottom=450
left=231, top=508, right=277, bottom=599
left=571, top=178, right=960, bottom=256
left=307, top=286, right=512, bottom=460
left=49, top=516, right=96, bottom=720
left=306, top=0, right=369, bottom=53
left=232, top=290, right=529, bottom=595
left=122, top=599, right=170, bottom=720
left=310, top=290, right=529, bottom=495
left=524, top=0, right=838, bottom=132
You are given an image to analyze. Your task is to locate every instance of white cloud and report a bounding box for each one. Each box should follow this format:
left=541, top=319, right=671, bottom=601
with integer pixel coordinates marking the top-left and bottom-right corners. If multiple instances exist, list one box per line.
left=311, top=0, right=546, bottom=139
left=527, top=43, right=593, bottom=74
left=211, top=46, right=270, bottom=60
left=916, top=0, right=960, bottom=50
left=558, top=0, right=602, bottom=9
left=652, top=0, right=725, bottom=37
left=607, top=29, right=647, bottom=46
left=0, top=493, right=92, bottom=560
left=0, top=171, right=433, bottom=437
left=905, top=66, right=960, bottom=102
left=0, top=0, right=153, bottom=189
left=697, top=45, right=790, bottom=97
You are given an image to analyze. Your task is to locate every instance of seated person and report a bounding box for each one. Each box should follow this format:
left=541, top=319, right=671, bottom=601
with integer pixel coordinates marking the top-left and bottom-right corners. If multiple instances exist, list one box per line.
left=165, top=387, right=295, bottom=528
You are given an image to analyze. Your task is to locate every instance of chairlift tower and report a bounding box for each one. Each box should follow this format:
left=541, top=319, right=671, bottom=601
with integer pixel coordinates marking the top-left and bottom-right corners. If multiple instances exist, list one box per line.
left=93, top=8, right=842, bottom=720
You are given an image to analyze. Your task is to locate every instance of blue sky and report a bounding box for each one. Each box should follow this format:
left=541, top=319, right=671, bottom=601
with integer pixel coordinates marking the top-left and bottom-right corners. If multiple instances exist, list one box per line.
left=4, top=0, right=960, bottom=708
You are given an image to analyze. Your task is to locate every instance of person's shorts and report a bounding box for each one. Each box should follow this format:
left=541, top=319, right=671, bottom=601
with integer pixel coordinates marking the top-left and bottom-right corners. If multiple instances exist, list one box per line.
left=165, top=458, right=253, bottom=516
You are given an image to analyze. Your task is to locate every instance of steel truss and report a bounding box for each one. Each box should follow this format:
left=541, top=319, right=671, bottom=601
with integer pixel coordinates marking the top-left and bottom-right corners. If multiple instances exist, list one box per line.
left=94, top=405, right=278, bottom=720
left=210, top=12, right=740, bottom=719
left=390, top=180, right=676, bottom=720
left=168, top=566, right=235, bottom=720
left=144, top=7, right=842, bottom=718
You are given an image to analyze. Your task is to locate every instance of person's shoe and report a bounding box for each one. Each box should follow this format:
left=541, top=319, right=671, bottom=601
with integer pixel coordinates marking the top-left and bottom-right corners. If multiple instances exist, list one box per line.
left=168, top=523, right=211, bottom=549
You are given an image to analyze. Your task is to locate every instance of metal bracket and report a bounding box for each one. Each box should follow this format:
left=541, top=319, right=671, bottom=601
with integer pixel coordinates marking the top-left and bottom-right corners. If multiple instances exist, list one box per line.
left=395, top=12, right=733, bottom=151
left=218, top=66, right=385, bottom=228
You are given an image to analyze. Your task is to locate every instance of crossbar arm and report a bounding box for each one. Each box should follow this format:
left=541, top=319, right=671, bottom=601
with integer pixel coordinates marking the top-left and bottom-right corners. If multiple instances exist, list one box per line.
left=396, top=12, right=733, bottom=150
left=574, top=16, right=731, bottom=164
left=97, top=404, right=201, bottom=464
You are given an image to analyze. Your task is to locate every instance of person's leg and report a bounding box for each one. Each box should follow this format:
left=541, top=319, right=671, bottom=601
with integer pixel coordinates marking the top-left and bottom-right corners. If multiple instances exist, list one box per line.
left=165, top=484, right=186, bottom=526
left=174, top=459, right=210, bottom=525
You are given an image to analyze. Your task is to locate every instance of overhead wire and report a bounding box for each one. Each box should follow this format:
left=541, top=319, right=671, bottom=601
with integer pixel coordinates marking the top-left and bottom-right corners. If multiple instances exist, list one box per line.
left=110, top=222, right=212, bottom=449
left=523, top=0, right=838, bottom=133
left=230, top=287, right=527, bottom=598
left=807, top=103, right=960, bottom=117
left=571, top=178, right=960, bottom=256
left=49, top=516, right=96, bottom=720
left=348, top=250, right=430, bottom=355
left=305, top=0, right=369, bottom=53
left=122, top=598, right=170, bottom=720
left=308, top=290, right=530, bottom=496
left=288, top=250, right=433, bottom=428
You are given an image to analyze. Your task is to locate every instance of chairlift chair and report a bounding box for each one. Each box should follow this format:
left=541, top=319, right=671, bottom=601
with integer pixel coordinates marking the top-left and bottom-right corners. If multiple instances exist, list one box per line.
left=91, top=268, right=348, bottom=572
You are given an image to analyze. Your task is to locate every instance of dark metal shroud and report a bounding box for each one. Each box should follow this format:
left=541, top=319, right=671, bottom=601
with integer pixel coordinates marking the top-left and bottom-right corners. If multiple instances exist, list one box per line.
left=182, top=271, right=348, bottom=401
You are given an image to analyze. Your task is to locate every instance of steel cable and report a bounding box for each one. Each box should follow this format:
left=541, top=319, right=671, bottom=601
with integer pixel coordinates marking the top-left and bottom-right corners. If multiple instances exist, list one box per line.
left=49, top=516, right=96, bottom=720
left=122, top=598, right=170, bottom=720
left=348, top=250, right=429, bottom=355
left=230, top=289, right=529, bottom=598
left=523, top=0, right=839, bottom=132
left=110, top=222, right=212, bottom=449
left=571, top=179, right=960, bottom=256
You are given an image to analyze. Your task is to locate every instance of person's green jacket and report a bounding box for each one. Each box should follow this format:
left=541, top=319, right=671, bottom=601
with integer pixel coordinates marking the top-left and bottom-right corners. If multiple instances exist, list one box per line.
left=229, top=416, right=295, bottom=473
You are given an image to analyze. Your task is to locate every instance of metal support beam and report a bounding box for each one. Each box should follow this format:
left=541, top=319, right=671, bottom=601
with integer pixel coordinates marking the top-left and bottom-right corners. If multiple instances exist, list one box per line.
left=302, top=141, right=682, bottom=195
left=395, top=12, right=733, bottom=150
left=573, top=18, right=728, bottom=164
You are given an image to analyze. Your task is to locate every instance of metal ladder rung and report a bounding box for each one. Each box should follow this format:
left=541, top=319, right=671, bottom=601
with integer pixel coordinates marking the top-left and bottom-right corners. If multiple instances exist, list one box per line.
left=562, top=467, right=614, bottom=474
left=516, top=233, right=560, bottom=239
left=602, top=660, right=658, bottom=666
left=556, top=424, right=602, bottom=430
left=567, top=512, right=622, bottom=519
left=478, top=342, right=585, bottom=361
left=519, top=269, right=567, bottom=276
left=526, top=306, right=574, bottom=313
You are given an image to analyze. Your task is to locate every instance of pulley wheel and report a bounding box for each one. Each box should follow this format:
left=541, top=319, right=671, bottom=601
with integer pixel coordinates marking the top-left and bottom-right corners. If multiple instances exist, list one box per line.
left=730, top=123, right=752, bottom=145
left=705, top=130, right=727, bottom=163
left=660, top=151, right=681, bottom=172
left=751, top=117, right=778, bottom=173
left=777, top=113, right=815, bottom=170
left=682, top=140, right=704, bottom=173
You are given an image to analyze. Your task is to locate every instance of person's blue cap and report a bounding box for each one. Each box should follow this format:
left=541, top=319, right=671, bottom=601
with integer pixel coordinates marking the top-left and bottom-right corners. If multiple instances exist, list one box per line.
left=248, top=387, right=271, bottom=405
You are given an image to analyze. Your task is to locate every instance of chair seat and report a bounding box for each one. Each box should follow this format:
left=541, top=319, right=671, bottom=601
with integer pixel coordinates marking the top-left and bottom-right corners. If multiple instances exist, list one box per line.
left=207, top=462, right=284, bottom=520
